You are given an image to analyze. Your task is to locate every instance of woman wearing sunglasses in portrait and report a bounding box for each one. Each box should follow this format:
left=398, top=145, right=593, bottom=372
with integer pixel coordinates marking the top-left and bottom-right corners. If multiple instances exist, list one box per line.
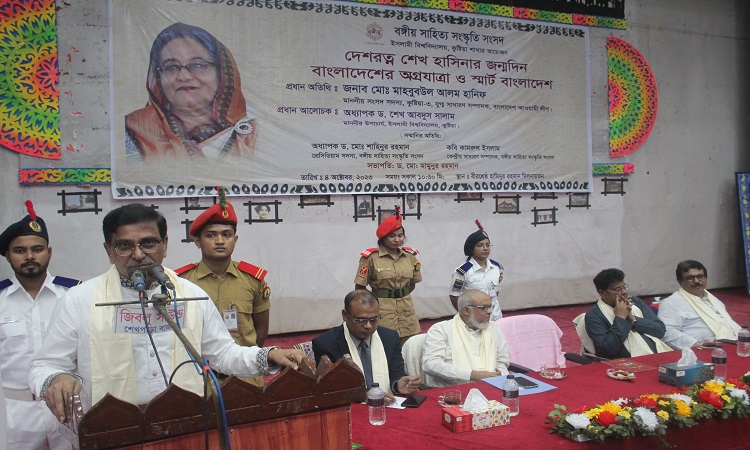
left=354, top=207, right=422, bottom=344
left=125, top=22, right=257, bottom=162
left=449, top=220, right=505, bottom=320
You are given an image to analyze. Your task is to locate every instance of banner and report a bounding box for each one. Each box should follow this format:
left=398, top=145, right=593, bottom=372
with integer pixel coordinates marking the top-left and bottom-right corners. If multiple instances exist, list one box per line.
left=111, top=0, right=591, bottom=198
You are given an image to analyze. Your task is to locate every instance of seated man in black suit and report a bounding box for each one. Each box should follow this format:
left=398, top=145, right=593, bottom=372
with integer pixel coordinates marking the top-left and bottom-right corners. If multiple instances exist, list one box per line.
left=582, top=268, right=672, bottom=358
left=313, top=290, right=421, bottom=403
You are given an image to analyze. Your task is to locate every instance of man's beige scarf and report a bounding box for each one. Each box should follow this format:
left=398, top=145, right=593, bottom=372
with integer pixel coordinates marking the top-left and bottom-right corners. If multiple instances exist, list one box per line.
left=89, top=265, right=204, bottom=405
left=343, top=324, right=392, bottom=393
left=450, top=314, right=495, bottom=373
left=596, top=299, right=671, bottom=356
left=679, top=288, right=740, bottom=340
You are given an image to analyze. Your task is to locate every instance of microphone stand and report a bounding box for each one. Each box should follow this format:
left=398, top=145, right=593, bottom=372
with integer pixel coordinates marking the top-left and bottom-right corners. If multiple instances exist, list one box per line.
left=150, top=293, right=230, bottom=450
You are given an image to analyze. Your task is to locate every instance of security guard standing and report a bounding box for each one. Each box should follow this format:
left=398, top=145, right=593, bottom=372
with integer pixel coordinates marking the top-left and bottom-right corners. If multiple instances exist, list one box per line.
left=177, top=189, right=271, bottom=387
left=355, top=207, right=422, bottom=343
left=0, top=201, right=79, bottom=450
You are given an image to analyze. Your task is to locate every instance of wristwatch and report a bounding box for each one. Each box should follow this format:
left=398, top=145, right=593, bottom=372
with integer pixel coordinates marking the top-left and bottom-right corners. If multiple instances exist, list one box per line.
left=630, top=317, right=637, bottom=328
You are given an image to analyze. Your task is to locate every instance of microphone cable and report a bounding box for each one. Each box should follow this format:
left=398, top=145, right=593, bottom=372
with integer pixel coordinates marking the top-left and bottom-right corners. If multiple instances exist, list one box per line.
left=170, top=357, right=232, bottom=450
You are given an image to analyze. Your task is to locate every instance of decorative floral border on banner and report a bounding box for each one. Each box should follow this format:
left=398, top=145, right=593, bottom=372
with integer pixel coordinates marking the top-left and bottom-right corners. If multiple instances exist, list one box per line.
left=0, top=0, right=60, bottom=160
left=607, top=37, right=658, bottom=158
left=547, top=375, right=750, bottom=444
left=19, top=168, right=112, bottom=185
left=345, top=0, right=627, bottom=30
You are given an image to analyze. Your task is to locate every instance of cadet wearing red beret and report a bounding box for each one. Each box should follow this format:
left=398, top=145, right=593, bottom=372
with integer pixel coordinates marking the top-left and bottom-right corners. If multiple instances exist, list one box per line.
left=177, top=189, right=271, bottom=387
left=354, top=206, right=422, bottom=343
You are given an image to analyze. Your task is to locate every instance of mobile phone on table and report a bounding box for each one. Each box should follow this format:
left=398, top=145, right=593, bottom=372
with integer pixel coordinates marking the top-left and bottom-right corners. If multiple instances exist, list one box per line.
left=402, top=394, right=427, bottom=408
left=515, top=377, right=539, bottom=389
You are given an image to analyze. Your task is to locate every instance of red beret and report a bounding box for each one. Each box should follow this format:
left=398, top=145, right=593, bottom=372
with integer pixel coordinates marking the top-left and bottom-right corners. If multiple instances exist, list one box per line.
left=376, top=213, right=402, bottom=239
left=189, top=201, right=237, bottom=236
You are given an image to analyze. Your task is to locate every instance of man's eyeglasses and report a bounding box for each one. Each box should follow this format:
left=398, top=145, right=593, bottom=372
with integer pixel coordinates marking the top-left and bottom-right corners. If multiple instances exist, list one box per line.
left=158, top=61, right=215, bottom=76
left=684, top=274, right=706, bottom=282
left=467, top=304, right=493, bottom=312
left=111, top=239, right=163, bottom=257
left=606, top=284, right=629, bottom=294
left=349, top=315, right=381, bottom=325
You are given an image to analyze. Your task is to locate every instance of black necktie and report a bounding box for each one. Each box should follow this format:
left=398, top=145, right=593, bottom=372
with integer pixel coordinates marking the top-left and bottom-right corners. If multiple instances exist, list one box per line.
left=358, top=340, right=374, bottom=389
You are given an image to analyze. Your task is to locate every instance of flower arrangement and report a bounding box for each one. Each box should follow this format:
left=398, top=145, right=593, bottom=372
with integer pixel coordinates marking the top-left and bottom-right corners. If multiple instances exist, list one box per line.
left=547, top=377, right=750, bottom=443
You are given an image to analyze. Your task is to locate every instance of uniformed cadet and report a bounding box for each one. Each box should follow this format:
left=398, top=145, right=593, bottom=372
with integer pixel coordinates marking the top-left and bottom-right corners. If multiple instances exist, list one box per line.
left=176, top=189, right=270, bottom=387
left=449, top=220, right=505, bottom=320
left=355, top=206, right=422, bottom=343
left=0, top=201, right=79, bottom=450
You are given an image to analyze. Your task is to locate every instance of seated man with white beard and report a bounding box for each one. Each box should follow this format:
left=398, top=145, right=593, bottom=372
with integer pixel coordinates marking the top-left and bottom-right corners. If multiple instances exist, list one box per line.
left=422, top=290, right=509, bottom=388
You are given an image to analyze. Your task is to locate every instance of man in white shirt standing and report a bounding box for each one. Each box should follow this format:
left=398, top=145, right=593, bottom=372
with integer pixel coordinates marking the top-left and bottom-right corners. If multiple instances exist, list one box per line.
left=422, top=290, right=509, bottom=388
left=0, top=201, right=79, bottom=450
left=658, top=260, right=741, bottom=349
left=28, top=203, right=303, bottom=425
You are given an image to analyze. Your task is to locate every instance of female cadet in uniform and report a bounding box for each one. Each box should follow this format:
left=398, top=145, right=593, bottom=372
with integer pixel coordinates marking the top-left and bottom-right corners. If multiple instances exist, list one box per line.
left=449, top=220, right=505, bottom=320
left=354, top=207, right=422, bottom=343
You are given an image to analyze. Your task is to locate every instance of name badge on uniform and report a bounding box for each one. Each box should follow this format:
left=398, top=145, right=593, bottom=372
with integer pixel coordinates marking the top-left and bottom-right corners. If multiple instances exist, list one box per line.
left=114, top=304, right=186, bottom=334
left=223, top=304, right=238, bottom=331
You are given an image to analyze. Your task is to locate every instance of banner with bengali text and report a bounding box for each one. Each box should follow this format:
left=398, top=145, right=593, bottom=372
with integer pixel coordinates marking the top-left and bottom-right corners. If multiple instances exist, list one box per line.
left=111, top=0, right=591, bottom=198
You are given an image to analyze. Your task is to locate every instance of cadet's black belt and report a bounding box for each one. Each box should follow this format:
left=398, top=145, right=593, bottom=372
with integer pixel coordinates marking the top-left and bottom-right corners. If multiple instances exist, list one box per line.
left=372, top=287, right=412, bottom=299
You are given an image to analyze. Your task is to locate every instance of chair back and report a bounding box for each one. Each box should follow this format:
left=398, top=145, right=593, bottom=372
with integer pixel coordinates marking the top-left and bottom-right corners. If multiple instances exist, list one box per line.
left=401, top=333, right=427, bottom=382
left=572, top=312, right=596, bottom=355
left=496, top=314, right=566, bottom=371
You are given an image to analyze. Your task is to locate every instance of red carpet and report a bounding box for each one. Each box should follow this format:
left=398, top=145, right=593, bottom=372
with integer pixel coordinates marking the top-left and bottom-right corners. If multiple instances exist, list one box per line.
left=265, top=287, right=749, bottom=362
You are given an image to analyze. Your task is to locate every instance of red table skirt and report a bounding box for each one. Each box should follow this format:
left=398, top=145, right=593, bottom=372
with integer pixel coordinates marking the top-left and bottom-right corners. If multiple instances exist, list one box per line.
left=351, top=349, right=750, bottom=449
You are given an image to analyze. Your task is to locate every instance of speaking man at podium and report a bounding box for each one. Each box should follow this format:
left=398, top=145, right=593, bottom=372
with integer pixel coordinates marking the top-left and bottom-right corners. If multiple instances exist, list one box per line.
left=28, top=203, right=303, bottom=424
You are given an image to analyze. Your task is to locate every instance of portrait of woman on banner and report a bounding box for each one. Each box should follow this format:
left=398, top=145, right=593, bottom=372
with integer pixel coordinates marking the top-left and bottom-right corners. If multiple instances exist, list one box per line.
left=125, top=22, right=257, bottom=162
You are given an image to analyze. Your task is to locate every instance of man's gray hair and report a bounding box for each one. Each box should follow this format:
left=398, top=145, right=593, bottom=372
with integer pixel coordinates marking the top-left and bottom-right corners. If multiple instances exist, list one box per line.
left=457, top=289, right=485, bottom=310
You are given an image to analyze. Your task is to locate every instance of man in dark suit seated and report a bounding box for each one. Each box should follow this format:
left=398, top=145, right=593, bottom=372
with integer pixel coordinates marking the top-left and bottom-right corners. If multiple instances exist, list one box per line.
left=313, top=290, right=420, bottom=404
left=581, top=268, right=672, bottom=359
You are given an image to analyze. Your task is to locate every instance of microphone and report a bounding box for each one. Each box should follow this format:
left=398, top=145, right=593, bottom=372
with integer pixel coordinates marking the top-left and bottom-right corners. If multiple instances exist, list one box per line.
left=149, top=265, right=175, bottom=290
left=131, top=269, right=146, bottom=292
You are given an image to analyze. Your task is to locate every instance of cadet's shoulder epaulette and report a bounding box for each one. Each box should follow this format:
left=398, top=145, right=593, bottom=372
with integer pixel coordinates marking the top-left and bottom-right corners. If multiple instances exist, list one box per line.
left=52, top=276, right=81, bottom=289
left=360, top=248, right=379, bottom=258
left=490, top=259, right=504, bottom=270
left=238, top=261, right=268, bottom=281
left=402, top=246, right=419, bottom=255
left=174, top=263, right=197, bottom=276
left=0, top=278, right=12, bottom=291
left=456, top=261, right=473, bottom=275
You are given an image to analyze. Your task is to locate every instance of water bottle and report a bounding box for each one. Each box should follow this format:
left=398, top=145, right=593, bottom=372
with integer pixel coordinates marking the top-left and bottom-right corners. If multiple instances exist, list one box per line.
left=501, top=375, right=520, bottom=417
left=737, top=326, right=750, bottom=357
left=711, top=345, right=727, bottom=381
left=367, top=382, right=386, bottom=426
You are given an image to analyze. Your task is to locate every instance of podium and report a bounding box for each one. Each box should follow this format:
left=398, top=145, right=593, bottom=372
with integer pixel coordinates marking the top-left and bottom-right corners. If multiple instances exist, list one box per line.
left=68, top=357, right=365, bottom=449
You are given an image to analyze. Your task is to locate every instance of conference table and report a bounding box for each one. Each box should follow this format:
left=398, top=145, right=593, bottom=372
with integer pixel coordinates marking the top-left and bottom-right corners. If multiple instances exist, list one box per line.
left=351, top=348, right=750, bottom=449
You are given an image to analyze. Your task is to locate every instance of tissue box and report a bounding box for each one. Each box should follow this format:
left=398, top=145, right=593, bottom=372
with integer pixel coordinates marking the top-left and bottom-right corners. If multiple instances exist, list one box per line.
left=658, top=362, right=715, bottom=386
left=441, top=400, right=510, bottom=433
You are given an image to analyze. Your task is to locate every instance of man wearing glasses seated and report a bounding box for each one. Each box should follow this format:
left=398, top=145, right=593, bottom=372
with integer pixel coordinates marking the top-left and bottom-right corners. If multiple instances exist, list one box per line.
left=580, top=268, right=670, bottom=359
left=312, top=290, right=420, bottom=404
left=658, top=260, right=741, bottom=349
left=422, top=290, right=510, bottom=388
